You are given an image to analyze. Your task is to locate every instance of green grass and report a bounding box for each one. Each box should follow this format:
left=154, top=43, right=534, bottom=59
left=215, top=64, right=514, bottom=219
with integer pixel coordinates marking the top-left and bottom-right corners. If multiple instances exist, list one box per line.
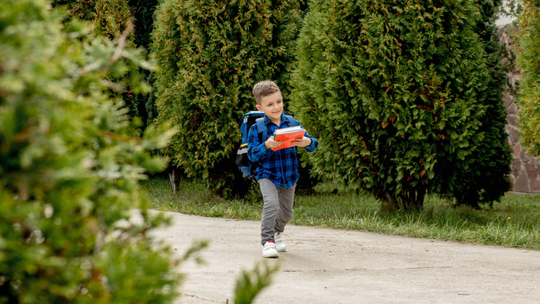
left=141, top=177, right=540, bottom=250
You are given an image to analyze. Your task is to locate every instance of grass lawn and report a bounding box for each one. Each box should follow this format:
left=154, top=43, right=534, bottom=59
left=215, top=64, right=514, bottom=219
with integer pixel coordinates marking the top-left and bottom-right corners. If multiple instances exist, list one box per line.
left=141, top=177, right=540, bottom=250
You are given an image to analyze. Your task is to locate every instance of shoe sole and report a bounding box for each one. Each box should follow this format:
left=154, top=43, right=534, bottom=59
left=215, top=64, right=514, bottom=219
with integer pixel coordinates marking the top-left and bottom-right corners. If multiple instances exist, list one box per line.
left=262, top=251, right=279, bottom=258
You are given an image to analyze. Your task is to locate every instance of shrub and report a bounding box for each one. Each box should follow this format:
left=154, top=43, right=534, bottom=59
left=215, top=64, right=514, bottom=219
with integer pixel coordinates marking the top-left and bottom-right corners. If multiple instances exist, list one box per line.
left=431, top=0, right=512, bottom=207
left=517, top=0, right=540, bottom=157
left=93, top=0, right=143, bottom=121
left=0, top=0, right=184, bottom=302
left=290, top=0, right=511, bottom=209
left=93, top=0, right=132, bottom=40
left=130, top=0, right=161, bottom=127
left=51, top=0, right=97, bottom=22
left=152, top=0, right=304, bottom=197
left=52, top=0, right=148, bottom=128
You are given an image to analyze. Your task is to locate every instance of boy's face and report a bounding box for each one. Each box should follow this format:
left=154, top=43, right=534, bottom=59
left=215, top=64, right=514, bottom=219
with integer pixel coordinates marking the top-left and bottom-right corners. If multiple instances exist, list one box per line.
left=256, top=91, right=283, bottom=123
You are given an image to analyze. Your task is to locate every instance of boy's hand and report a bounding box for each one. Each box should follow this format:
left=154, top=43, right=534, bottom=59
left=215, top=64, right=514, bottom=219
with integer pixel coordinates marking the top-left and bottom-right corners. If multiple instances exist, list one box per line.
left=292, top=137, right=312, bottom=147
left=265, top=137, right=283, bottom=150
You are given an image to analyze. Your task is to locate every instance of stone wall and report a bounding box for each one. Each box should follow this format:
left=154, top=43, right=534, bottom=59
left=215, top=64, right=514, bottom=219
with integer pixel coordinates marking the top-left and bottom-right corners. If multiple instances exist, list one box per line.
left=499, top=26, right=540, bottom=193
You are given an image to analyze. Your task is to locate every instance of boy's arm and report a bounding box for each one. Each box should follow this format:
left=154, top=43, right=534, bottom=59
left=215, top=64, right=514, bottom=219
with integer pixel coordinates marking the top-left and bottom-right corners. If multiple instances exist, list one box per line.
left=290, top=126, right=318, bottom=152
left=247, top=124, right=269, bottom=162
left=302, top=131, right=318, bottom=152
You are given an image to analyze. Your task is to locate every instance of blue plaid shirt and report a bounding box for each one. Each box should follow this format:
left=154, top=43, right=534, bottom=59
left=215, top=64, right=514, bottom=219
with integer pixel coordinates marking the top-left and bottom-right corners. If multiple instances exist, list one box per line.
left=247, top=114, right=318, bottom=188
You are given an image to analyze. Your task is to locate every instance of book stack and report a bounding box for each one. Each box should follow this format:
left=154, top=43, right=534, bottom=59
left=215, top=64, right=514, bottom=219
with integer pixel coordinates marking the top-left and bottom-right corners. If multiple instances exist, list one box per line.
left=273, top=126, right=306, bottom=151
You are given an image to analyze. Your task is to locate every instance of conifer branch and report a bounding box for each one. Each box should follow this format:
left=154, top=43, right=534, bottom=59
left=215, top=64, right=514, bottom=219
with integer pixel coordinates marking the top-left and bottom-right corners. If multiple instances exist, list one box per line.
left=101, top=20, right=134, bottom=72
left=79, top=20, right=134, bottom=75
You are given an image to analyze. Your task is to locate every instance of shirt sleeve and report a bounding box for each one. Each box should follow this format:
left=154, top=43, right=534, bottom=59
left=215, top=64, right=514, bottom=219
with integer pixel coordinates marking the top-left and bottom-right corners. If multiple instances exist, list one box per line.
left=303, top=128, right=318, bottom=153
left=247, top=123, right=268, bottom=162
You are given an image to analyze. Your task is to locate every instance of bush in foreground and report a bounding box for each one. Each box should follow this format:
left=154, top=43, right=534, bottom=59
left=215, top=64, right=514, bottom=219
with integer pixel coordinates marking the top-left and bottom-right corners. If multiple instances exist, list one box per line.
left=0, top=0, right=183, bottom=302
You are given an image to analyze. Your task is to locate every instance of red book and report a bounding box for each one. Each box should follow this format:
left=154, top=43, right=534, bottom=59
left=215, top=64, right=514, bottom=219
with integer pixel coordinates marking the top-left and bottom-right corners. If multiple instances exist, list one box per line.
left=272, top=126, right=306, bottom=151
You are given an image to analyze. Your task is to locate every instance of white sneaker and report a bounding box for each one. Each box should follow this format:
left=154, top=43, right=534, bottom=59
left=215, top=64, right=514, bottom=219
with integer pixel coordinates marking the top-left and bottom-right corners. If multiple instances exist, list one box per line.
left=262, top=241, right=279, bottom=258
left=275, top=232, right=286, bottom=252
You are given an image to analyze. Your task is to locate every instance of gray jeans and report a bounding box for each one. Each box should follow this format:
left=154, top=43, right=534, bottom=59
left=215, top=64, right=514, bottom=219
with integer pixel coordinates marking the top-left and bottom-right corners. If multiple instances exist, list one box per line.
left=258, top=178, right=296, bottom=245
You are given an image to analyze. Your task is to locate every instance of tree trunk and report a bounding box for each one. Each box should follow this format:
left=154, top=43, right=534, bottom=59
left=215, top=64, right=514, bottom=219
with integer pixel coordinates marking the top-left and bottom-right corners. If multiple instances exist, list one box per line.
left=382, top=188, right=425, bottom=211
left=168, top=168, right=180, bottom=193
left=382, top=192, right=398, bottom=211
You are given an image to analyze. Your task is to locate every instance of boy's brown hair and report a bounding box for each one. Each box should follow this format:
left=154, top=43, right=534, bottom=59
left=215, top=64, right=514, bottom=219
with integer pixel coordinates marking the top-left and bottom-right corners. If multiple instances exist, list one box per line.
left=252, top=80, right=280, bottom=105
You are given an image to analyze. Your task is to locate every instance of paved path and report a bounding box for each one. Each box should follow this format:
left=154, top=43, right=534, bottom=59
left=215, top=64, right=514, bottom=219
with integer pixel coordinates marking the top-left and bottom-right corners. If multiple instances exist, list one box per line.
left=152, top=212, right=540, bottom=304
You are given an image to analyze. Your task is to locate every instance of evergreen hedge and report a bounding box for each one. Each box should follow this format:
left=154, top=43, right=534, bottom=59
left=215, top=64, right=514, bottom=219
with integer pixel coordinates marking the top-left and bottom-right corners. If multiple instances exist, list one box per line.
left=93, top=0, right=142, bottom=121
left=291, top=0, right=511, bottom=209
left=93, top=0, right=133, bottom=40
left=152, top=0, right=304, bottom=197
left=52, top=0, right=96, bottom=22
left=52, top=0, right=148, bottom=127
left=517, top=0, right=540, bottom=156
left=0, top=0, right=186, bottom=302
left=432, top=0, right=512, bottom=207
left=130, top=0, right=161, bottom=127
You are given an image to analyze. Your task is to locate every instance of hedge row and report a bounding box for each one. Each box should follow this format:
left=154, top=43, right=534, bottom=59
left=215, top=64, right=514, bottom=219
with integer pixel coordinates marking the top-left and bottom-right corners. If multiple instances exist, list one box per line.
left=152, top=0, right=305, bottom=197
left=289, top=0, right=511, bottom=208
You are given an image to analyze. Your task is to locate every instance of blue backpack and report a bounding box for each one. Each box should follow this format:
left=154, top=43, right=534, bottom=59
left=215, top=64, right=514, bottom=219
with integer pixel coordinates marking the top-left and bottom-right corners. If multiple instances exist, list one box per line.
left=235, top=111, right=299, bottom=179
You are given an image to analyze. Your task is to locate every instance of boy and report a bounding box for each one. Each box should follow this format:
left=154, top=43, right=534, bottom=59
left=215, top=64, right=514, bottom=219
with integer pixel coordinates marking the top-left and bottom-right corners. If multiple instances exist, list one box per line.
left=247, top=80, right=318, bottom=258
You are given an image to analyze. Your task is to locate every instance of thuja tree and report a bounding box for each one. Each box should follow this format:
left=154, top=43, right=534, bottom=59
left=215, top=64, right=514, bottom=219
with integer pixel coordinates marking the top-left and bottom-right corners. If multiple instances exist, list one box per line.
left=0, top=0, right=193, bottom=302
left=52, top=0, right=147, bottom=126
left=52, top=0, right=163, bottom=128
left=291, top=0, right=511, bottom=209
left=93, top=0, right=143, bottom=121
left=94, top=0, right=133, bottom=40
left=130, top=0, right=161, bottom=126
left=432, top=0, right=512, bottom=207
left=517, top=0, right=540, bottom=156
left=152, top=0, right=303, bottom=197
left=52, top=0, right=134, bottom=45
left=51, top=0, right=96, bottom=22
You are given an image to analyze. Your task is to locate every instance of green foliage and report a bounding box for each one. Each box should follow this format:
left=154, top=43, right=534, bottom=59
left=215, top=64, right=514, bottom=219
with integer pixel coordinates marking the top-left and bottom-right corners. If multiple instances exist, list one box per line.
left=432, top=0, right=512, bottom=207
left=517, top=0, right=540, bottom=156
left=93, top=0, right=132, bottom=40
left=130, top=0, right=159, bottom=50
left=52, top=0, right=150, bottom=129
left=130, top=0, right=160, bottom=127
left=51, top=0, right=97, bottom=22
left=52, top=0, right=162, bottom=129
left=93, top=0, right=143, bottom=122
left=152, top=0, right=304, bottom=197
left=291, top=0, right=511, bottom=209
left=130, top=0, right=161, bottom=127
left=0, top=0, right=185, bottom=302
left=234, top=261, right=280, bottom=304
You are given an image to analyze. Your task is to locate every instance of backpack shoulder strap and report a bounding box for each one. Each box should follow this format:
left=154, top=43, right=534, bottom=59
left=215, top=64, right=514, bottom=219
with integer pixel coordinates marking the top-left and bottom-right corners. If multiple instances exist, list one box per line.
left=285, top=115, right=300, bottom=127
left=256, top=117, right=268, bottom=143
left=255, top=115, right=299, bottom=143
